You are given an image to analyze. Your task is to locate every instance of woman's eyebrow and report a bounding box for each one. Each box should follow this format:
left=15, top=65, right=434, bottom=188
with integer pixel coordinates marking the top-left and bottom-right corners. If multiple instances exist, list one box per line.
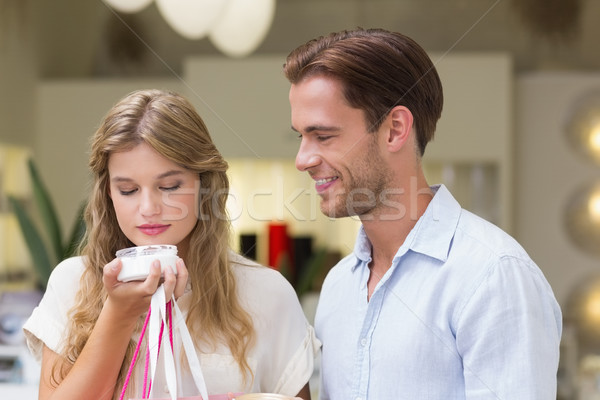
left=110, top=170, right=184, bottom=183
left=156, top=170, right=185, bottom=179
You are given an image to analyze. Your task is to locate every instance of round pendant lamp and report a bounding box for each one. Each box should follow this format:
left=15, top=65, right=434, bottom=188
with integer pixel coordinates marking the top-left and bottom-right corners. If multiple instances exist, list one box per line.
left=154, top=0, right=229, bottom=40
left=209, top=0, right=276, bottom=58
left=103, top=0, right=153, bottom=14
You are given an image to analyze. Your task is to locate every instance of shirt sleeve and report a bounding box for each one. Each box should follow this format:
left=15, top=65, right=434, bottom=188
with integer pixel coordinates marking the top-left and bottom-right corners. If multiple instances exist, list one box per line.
left=455, top=255, right=562, bottom=399
left=22, top=257, right=84, bottom=361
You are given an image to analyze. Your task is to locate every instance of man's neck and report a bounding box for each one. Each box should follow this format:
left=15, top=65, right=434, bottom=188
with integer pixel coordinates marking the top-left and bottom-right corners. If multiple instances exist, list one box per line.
left=362, top=176, right=433, bottom=277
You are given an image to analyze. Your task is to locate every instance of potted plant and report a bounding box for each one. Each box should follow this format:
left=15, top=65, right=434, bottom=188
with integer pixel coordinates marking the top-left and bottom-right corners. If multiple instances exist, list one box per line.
left=7, top=159, right=85, bottom=290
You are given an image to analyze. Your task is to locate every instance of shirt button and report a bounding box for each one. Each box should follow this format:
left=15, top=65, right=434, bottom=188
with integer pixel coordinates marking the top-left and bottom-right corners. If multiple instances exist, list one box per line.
left=355, top=397, right=362, bottom=400
left=360, top=338, right=367, bottom=346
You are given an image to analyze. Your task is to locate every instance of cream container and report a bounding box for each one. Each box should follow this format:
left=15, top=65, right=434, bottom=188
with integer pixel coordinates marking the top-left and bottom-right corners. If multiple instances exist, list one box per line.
left=234, top=394, right=296, bottom=400
left=116, top=245, right=178, bottom=282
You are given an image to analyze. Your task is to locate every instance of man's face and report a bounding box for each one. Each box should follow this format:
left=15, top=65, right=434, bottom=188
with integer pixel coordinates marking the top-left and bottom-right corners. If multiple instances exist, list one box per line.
left=290, top=75, right=391, bottom=218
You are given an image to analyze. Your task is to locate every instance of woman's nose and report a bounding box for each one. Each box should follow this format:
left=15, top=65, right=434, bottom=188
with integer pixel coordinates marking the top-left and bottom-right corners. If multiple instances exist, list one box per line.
left=139, top=190, right=161, bottom=216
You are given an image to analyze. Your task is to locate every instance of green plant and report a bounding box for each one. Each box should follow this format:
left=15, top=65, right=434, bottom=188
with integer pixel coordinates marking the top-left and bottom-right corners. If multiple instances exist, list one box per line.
left=7, top=158, right=86, bottom=289
left=295, top=247, right=329, bottom=298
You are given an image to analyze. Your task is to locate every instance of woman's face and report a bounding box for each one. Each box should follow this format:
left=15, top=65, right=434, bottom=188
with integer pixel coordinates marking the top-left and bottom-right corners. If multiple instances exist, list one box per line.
left=108, top=142, right=199, bottom=254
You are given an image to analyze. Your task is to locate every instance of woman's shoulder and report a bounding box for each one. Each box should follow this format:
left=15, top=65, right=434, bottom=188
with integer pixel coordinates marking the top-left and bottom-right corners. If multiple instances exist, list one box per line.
left=46, top=256, right=86, bottom=291
left=228, top=251, right=298, bottom=303
left=230, top=251, right=288, bottom=284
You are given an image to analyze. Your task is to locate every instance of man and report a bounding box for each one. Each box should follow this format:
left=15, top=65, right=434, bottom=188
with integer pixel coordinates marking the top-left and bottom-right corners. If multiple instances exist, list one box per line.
left=284, top=28, right=562, bottom=399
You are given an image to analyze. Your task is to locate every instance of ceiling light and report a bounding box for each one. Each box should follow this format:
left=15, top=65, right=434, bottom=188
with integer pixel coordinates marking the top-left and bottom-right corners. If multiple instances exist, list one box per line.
left=154, top=0, right=228, bottom=40
left=564, top=182, right=600, bottom=257
left=103, top=0, right=275, bottom=57
left=103, top=0, right=153, bottom=14
left=565, top=90, right=600, bottom=165
left=209, top=0, right=276, bottom=58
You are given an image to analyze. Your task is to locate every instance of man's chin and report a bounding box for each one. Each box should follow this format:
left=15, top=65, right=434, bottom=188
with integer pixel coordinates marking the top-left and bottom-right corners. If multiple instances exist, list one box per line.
left=319, top=201, right=349, bottom=219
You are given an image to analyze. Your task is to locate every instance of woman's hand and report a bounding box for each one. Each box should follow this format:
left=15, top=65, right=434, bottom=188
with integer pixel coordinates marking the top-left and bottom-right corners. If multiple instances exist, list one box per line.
left=102, top=257, right=189, bottom=319
left=102, top=258, right=162, bottom=320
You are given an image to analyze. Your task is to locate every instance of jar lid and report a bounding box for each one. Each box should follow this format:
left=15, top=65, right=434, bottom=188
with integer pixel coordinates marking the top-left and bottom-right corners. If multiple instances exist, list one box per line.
left=234, top=394, right=295, bottom=400
left=115, top=245, right=178, bottom=258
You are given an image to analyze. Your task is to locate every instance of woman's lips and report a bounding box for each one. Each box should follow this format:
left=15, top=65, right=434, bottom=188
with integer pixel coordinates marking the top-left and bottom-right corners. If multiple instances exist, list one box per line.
left=137, top=224, right=170, bottom=235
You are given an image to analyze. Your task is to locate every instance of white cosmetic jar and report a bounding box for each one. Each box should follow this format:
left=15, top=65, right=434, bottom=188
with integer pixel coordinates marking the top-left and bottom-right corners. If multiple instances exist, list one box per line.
left=234, top=394, right=296, bottom=400
left=116, top=245, right=178, bottom=282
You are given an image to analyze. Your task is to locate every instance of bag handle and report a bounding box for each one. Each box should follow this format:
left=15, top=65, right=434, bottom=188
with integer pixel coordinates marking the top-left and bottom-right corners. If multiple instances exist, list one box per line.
left=149, top=286, right=178, bottom=399
left=171, top=295, right=209, bottom=398
left=119, top=306, right=152, bottom=400
left=119, top=285, right=209, bottom=400
left=149, top=285, right=210, bottom=400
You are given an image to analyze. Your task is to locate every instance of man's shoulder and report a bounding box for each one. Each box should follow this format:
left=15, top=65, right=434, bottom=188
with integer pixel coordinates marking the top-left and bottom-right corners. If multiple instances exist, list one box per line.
left=449, top=210, right=539, bottom=280
left=455, top=209, right=532, bottom=263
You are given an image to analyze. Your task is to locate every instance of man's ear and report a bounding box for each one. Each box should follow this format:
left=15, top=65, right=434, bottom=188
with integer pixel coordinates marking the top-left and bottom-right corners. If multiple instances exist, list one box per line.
left=385, top=105, right=414, bottom=153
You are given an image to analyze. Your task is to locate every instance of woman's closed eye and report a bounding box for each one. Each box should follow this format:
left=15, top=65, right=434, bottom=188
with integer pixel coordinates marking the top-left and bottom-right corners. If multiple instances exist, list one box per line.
left=119, top=188, right=137, bottom=196
left=160, top=183, right=182, bottom=192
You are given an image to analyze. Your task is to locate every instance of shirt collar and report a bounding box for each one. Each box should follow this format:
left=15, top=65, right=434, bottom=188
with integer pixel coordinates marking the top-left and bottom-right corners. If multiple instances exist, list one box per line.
left=408, top=184, right=461, bottom=262
left=351, top=184, right=461, bottom=269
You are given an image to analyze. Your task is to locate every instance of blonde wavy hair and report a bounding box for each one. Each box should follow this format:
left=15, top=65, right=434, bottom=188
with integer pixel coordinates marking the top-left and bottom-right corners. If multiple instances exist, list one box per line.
left=53, top=89, right=255, bottom=398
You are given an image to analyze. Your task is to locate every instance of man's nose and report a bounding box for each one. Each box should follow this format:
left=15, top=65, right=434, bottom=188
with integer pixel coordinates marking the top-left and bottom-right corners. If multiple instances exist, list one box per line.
left=295, top=139, right=321, bottom=171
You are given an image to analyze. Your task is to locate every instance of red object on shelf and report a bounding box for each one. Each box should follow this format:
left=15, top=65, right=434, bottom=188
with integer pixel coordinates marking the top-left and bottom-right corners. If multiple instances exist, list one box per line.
left=268, top=223, right=292, bottom=272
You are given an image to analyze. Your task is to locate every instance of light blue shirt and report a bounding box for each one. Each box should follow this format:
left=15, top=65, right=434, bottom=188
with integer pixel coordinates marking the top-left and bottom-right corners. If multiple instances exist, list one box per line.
left=314, top=184, right=562, bottom=400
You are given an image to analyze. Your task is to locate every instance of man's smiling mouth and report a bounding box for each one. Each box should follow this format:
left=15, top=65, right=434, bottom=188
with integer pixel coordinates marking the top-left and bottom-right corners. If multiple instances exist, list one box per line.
left=315, top=176, right=339, bottom=185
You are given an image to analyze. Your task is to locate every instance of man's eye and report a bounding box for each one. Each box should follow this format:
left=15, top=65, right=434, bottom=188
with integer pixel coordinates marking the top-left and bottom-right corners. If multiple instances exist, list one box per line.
left=317, top=135, right=332, bottom=142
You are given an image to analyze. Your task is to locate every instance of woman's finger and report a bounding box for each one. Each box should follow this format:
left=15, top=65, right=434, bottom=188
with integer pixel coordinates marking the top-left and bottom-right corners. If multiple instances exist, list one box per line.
left=142, top=260, right=162, bottom=293
left=162, top=262, right=177, bottom=300
left=173, top=258, right=188, bottom=299
left=102, top=258, right=122, bottom=290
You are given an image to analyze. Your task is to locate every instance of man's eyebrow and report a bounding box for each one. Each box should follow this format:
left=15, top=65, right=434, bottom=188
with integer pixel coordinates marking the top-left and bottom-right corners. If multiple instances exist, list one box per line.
left=291, top=125, right=341, bottom=133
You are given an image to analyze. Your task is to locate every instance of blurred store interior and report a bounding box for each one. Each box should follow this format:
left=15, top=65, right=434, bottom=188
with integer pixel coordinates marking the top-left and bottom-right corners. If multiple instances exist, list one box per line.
left=1, top=1, right=600, bottom=398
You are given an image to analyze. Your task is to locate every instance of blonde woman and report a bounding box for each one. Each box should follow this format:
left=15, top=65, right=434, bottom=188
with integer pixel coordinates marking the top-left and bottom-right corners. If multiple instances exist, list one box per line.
left=23, top=89, right=318, bottom=400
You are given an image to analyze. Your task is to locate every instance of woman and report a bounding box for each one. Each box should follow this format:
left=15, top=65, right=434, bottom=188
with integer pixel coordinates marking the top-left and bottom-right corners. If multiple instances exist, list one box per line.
left=23, top=89, right=318, bottom=400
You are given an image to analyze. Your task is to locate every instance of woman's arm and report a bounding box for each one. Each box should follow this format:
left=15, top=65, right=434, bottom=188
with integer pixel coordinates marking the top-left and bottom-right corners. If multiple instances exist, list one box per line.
left=38, top=258, right=188, bottom=400
left=295, top=383, right=311, bottom=400
left=38, top=299, right=137, bottom=400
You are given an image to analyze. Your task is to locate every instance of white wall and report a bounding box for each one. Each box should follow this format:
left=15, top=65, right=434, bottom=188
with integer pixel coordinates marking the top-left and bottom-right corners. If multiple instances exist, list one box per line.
left=183, top=56, right=299, bottom=158
left=35, top=79, right=185, bottom=232
left=0, top=4, right=37, bottom=147
left=515, top=73, right=600, bottom=307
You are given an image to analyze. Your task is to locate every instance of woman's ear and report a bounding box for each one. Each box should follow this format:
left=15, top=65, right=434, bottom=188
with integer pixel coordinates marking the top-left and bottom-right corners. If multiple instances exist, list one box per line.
left=385, top=105, right=414, bottom=153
